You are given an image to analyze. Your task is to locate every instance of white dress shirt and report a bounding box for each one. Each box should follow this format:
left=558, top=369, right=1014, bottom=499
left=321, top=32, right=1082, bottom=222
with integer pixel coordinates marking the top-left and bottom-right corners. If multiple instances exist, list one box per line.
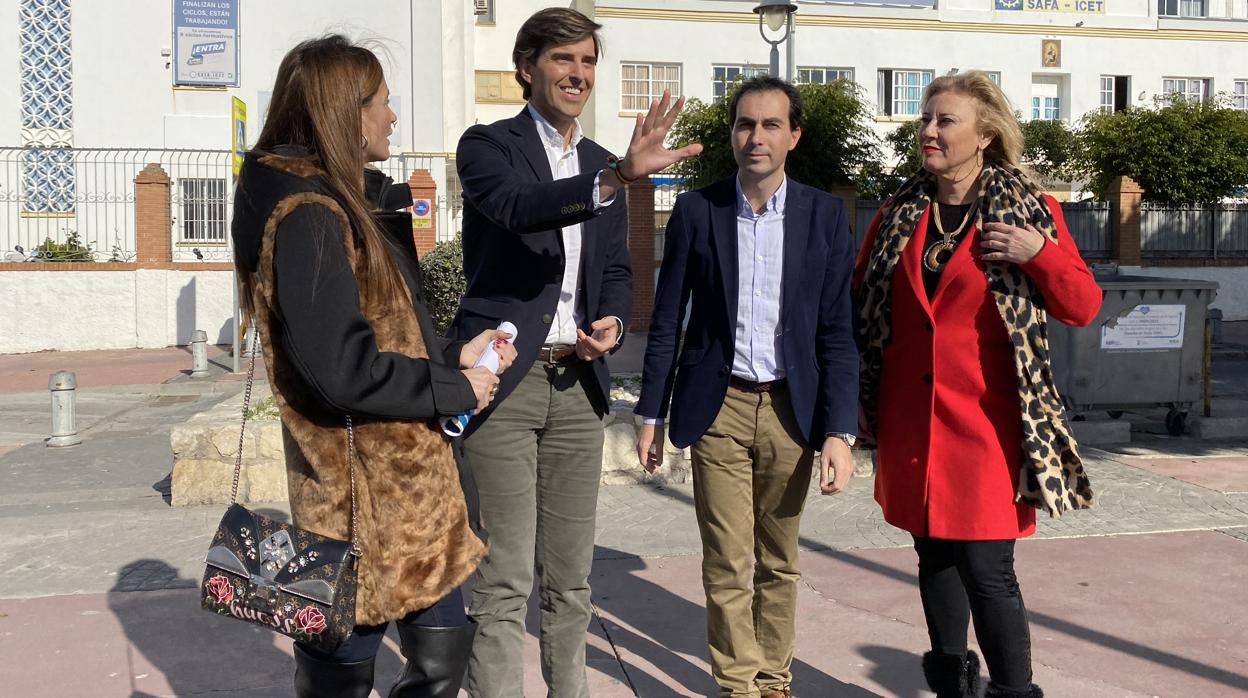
left=528, top=104, right=615, bottom=345
left=732, top=175, right=787, bottom=383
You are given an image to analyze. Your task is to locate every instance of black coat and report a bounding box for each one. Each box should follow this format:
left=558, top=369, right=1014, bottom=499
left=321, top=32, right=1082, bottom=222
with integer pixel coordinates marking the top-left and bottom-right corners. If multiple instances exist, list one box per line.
left=232, top=148, right=476, bottom=421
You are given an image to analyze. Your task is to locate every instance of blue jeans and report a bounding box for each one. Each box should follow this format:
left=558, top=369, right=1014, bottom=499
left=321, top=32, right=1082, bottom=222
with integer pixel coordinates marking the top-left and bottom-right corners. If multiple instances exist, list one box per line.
left=299, top=586, right=468, bottom=663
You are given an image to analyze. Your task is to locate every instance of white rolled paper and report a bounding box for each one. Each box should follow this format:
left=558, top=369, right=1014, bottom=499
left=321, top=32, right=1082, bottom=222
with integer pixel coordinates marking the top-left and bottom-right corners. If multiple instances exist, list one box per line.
left=442, top=321, right=518, bottom=436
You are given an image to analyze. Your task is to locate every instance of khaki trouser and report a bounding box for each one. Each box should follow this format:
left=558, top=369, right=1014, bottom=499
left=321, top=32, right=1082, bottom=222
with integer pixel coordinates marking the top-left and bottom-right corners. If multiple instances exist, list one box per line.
left=463, top=360, right=605, bottom=698
left=691, top=381, right=814, bottom=697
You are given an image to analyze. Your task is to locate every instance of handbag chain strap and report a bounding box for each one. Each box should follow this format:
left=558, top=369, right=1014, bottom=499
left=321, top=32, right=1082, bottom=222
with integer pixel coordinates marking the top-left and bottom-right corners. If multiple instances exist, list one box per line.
left=231, top=325, right=362, bottom=557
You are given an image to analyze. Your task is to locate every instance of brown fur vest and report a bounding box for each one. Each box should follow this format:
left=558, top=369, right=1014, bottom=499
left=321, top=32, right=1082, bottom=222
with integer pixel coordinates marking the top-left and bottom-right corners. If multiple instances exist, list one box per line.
left=244, top=153, right=484, bottom=625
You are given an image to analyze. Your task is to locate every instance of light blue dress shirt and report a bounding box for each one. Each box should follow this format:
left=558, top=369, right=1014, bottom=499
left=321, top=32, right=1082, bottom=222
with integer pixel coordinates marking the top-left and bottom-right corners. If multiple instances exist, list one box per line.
left=732, top=175, right=788, bottom=383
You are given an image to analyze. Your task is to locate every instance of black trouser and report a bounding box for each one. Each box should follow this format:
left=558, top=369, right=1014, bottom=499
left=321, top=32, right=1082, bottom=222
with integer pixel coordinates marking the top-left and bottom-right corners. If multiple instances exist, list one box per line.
left=913, top=537, right=1032, bottom=692
left=299, top=586, right=468, bottom=663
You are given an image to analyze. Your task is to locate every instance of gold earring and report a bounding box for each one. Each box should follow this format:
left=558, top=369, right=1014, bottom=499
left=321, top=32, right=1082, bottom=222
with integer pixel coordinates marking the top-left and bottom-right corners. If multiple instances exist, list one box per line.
left=362, top=134, right=369, bottom=150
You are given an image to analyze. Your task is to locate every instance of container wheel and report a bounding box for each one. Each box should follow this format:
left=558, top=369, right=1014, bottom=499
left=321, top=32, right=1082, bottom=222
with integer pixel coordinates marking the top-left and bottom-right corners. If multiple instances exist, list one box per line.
left=1165, top=409, right=1187, bottom=436
left=1107, top=410, right=1124, bottom=420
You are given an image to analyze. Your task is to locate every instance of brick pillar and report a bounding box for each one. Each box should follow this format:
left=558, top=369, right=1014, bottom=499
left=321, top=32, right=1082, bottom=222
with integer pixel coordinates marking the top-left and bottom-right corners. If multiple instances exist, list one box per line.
left=626, top=179, right=657, bottom=334
left=407, top=169, right=438, bottom=256
left=1108, top=175, right=1143, bottom=266
left=134, top=164, right=171, bottom=268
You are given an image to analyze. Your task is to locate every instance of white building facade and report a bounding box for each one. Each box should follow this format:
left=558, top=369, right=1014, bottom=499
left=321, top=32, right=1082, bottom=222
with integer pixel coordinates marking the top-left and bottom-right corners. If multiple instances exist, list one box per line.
left=2, top=0, right=1246, bottom=353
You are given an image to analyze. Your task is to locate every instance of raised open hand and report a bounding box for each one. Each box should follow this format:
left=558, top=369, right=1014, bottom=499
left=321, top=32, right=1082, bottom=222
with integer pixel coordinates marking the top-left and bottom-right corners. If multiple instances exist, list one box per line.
left=616, top=90, right=703, bottom=180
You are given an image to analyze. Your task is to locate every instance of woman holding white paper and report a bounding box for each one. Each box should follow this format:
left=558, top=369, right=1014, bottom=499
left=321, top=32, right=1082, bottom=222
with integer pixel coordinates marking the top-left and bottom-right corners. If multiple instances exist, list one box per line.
left=231, top=35, right=515, bottom=697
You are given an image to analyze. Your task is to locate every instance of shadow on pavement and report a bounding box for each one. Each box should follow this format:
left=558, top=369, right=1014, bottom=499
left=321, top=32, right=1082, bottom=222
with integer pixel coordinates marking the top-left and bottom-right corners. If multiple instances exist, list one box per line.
left=591, top=547, right=874, bottom=697
left=109, top=512, right=406, bottom=695
left=108, top=559, right=298, bottom=697
left=642, top=483, right=1248, bottom=695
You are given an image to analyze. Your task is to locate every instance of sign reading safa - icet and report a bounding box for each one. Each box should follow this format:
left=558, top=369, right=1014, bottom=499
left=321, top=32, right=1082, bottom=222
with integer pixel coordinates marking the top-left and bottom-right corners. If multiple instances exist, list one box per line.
left=996, top=0, right=1105, bottom=12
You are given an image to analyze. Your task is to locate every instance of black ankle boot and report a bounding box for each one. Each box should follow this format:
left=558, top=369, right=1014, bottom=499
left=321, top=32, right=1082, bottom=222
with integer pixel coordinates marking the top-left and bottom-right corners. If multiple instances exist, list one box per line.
left=922, top=650, right=981, bottom=697
left=985, top=683, right=1043, bottom=697
left=293, top=643, right=375, bottom=698
left=388, top=619, right=478, bottom=698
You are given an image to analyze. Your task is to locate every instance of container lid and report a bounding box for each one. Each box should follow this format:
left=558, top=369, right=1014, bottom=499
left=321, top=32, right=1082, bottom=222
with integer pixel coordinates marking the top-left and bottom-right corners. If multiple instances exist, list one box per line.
left=1093, top=274, right=1220, bottom=291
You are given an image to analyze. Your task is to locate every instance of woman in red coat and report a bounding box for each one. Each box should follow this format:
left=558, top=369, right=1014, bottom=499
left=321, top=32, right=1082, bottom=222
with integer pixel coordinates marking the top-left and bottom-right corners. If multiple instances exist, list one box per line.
left=854, top=71, right=1101, bottom=698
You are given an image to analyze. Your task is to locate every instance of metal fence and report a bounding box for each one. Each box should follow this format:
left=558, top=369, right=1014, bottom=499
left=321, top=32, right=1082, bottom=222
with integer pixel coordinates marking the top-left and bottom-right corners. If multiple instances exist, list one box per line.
left=645, top=177, right=1248, bottom=269
left=372, top=152, right=460, bottom=243
left=0, top=147, right=233, bottom=262
left=1059, top=200, right=1113, bottom=258
left=1141, top=203, right=1248, bottom=259
left=854, top=200, right=884, bottom=251
left=0, top=147, right=461, bottom=264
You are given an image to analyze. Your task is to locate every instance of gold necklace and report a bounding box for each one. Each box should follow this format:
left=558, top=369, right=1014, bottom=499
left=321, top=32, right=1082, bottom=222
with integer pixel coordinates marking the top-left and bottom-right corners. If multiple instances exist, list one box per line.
left=923, top=201, right=975, bottom=272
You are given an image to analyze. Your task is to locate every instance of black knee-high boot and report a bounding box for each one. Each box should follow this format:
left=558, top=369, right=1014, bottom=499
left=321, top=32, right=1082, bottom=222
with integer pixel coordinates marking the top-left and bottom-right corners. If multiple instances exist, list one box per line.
left=293, top=643, right=375, bottom=698
left=388, top=620, right=478, bottom=698
left=922, top=650, right=981, bottom=697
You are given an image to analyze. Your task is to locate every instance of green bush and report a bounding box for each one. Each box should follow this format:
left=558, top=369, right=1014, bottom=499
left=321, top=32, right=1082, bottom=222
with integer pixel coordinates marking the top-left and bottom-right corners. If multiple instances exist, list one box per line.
left=1070, top=97, right=1248, bottom=203
left=420, top=233, right=466, bottom=335
left=1020, top=118, right=1077, bottom=183
left=35, top=231, right=93, bottom=262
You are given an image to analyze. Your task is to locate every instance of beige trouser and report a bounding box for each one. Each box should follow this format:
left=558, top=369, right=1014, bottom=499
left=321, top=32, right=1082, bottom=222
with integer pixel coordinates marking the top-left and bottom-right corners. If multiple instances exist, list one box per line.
left=691, top=382, right=814, bottom=697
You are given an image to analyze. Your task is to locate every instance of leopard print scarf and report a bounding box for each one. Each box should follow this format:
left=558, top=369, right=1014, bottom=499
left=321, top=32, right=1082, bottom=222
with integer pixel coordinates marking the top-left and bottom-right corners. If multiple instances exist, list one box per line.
left=856, top=163, right=1092, bottom=517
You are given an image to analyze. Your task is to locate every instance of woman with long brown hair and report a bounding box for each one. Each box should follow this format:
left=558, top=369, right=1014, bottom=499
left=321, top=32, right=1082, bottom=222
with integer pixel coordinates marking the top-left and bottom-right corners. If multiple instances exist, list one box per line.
left=854, top=71, right=1101, bottom=697
left=232, top=35, right=514, bottom=697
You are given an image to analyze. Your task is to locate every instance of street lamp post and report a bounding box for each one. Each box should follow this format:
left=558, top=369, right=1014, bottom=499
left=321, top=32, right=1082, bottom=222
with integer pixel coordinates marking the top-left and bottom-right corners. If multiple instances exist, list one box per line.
left=753, top=1, right=797, bottom=82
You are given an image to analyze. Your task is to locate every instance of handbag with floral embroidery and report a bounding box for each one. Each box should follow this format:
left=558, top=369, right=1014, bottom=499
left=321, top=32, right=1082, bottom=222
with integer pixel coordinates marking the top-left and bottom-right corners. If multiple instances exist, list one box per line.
left=199, top=335, right=359, bottom=652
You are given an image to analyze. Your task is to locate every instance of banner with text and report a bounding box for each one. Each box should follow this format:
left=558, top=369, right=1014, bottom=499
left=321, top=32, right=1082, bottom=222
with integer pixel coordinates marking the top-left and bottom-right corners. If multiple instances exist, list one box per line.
left=174, top=0, right=240, bottom=86
left=995, top=0, right=1106, bottom=13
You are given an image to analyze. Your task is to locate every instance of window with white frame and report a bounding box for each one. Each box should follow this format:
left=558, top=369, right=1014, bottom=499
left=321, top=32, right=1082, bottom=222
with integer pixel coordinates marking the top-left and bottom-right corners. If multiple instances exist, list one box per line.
left=1030, top=75, right=1065, bottom=121
left=1162, top=77, right=1210, bottom=102
left=621, top=63, right=681, bottom=112
left=1031, top=97, right=1061, bottom=120
left=986, top=71, right=1001, bottom=86
left=179, top=178, right=227, bottom=243
left=796, top=67, right=854, bottom=85
left=712, top=64, right=768, bottom=101
left=877, top=69, right=933, bottom=117
left=1100, top=75, right=1130, bottom=112
left=1158, top=0, right=1206, bottom=16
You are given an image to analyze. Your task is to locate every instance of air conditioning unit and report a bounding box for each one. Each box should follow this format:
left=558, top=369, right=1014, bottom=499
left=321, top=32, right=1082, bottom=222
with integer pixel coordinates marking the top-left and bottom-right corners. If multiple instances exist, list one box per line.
left=473, top=0, right=490, bottom=15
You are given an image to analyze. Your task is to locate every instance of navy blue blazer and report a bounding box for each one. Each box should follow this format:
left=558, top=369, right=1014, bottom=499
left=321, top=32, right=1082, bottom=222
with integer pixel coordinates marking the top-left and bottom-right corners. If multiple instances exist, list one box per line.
left=635, top=176, right=858, bottom=449
left=448, top=108, right=632, bottom=426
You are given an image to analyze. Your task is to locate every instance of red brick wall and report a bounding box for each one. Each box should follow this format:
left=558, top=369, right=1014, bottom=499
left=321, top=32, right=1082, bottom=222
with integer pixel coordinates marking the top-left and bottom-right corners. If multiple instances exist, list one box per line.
left=626, top=179, right=656, bottom=334
left=407, top=169, right=438, bottom=257
left=1108, top=175, right=1143, bottom=266
left=135, top=164, right=172, bottom=267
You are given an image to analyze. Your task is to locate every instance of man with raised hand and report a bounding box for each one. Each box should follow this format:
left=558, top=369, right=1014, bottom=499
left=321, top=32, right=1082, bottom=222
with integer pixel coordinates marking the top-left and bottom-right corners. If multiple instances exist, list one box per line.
left=450, top=7, right=701, bottom=697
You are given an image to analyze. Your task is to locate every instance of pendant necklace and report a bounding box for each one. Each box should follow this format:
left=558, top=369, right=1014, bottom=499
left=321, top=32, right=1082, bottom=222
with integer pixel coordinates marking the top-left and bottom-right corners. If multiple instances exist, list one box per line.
left=923, top=201, right=976, bottom=273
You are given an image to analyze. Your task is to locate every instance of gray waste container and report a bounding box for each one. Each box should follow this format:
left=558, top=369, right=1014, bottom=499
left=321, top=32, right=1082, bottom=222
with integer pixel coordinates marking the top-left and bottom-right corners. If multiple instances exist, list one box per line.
left=1047, top=273, right=1218, bottom=435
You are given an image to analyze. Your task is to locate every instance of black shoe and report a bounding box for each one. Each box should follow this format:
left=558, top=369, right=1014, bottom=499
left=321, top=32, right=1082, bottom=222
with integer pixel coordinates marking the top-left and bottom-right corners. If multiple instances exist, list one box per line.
left=922, top=650, right=981, bottom=697
left=293, top=643, right=375, bottom=698
left=985, top=683, right=1043, bottom=697
left=388, top=619, right=478, bottom=698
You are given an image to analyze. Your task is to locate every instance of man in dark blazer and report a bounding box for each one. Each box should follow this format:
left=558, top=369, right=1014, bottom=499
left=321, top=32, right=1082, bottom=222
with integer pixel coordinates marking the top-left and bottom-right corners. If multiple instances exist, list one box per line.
left=635, top=77, right=859, bottom=698
left=449, top=8, right=700, bottom=697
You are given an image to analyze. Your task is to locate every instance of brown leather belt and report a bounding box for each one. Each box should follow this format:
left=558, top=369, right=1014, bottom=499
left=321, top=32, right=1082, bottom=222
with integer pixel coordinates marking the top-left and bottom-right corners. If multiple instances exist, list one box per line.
left=537, top=343, right=577, bottom=364
left=729, top=376, right=785, bottom=393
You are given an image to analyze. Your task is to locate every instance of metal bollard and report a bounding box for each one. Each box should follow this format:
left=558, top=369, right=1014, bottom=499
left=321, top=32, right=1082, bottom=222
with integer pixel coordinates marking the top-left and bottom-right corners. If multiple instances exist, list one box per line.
left=190, top=329, right=210, bottom=378
left=47, top=371, right=82, bottom=448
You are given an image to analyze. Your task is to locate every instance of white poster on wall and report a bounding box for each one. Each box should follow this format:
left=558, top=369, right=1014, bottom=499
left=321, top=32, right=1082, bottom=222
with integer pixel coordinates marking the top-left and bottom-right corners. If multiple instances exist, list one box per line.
left=173, top=0, right=239, bottom=87
left=1100, top=304, right=1186, bottom=351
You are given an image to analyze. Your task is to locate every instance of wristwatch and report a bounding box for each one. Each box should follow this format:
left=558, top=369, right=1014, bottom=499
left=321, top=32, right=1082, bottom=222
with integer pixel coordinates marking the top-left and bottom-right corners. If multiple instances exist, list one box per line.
left=828, top=432, right=857, bottom=447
